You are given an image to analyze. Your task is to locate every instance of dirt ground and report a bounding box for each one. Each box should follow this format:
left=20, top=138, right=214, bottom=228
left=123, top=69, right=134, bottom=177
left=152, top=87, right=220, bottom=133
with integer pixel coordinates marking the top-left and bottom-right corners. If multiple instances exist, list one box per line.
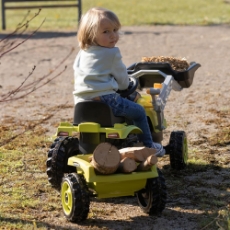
left=1, top=25, right=230, bottom=229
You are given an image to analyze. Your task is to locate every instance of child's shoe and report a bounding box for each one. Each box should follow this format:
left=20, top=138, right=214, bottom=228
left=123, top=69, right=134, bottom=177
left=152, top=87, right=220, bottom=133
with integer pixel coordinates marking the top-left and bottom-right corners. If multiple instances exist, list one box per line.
left=151, top=142, right=165, bottom=157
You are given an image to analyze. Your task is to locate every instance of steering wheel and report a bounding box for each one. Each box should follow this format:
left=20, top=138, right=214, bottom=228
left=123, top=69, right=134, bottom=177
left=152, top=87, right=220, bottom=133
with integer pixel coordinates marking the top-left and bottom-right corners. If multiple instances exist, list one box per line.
left=117, top=76, right=139, bottom=98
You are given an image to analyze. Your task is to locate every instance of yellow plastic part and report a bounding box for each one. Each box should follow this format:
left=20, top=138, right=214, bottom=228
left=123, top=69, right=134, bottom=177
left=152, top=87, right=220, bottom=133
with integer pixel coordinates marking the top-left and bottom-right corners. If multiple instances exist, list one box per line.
left=104, top=124, right=142, bottom=139
left=137, top=94, right=167, bottom=132
left=55, top=122, right=142, bottom=139
left=137, top=94, right=152, bottom=108
left=68, top=154, right=158, bottom=199
left=78, top=122, right=101, bottom=132
left=61, top=180, right=73, bottom=215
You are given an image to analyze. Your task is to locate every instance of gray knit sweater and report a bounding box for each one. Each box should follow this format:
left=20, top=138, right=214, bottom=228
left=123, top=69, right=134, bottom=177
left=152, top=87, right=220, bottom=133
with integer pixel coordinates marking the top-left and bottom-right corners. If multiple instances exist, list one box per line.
left=73, top=46, right=129, bottom=104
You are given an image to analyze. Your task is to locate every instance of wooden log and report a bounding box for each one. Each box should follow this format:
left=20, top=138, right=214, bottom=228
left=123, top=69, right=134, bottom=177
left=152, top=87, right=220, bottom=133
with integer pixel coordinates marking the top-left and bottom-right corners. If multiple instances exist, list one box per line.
left=136, top=155, right=158, bottom=172
left=119, top=146, right=157, bottom=162
left=117, top=157, right=137, bottom=173
left=91, top=142, right=120, bottom=174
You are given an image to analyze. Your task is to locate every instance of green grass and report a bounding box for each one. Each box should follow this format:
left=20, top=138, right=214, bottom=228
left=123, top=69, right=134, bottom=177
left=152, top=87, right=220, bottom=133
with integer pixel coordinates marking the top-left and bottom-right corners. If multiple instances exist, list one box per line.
left=1, top=0, right=230, bottom=31
left=0, top=125, right=59, bottom=229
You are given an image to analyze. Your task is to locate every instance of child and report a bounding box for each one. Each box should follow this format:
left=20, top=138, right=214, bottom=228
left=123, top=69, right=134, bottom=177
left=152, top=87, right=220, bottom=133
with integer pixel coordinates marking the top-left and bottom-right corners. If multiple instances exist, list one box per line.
left=73, top=7, right=165, bottom=157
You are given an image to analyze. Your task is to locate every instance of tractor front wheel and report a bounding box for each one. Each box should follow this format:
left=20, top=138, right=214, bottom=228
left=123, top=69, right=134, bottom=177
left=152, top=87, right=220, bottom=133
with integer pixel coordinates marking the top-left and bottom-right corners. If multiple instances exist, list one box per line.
left=169, top=131, right=188, bottom=170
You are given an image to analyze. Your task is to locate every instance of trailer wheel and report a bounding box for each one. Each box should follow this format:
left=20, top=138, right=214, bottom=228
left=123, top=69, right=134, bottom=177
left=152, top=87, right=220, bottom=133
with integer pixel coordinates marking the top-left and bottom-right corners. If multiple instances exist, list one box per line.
left=61, top=173, right=90, bottom=222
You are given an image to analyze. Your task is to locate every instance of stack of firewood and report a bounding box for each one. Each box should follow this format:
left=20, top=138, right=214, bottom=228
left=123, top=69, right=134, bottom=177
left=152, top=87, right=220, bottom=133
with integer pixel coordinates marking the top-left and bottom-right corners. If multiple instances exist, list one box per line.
left=90, top=142, right=158, bottom=174
left=141, top=56, right=189, bottom=71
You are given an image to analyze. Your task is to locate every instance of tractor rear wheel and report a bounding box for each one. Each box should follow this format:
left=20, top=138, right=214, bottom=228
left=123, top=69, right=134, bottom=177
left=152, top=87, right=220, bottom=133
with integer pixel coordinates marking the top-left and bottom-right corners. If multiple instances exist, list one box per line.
left=46, top=136, right=79, bottom=190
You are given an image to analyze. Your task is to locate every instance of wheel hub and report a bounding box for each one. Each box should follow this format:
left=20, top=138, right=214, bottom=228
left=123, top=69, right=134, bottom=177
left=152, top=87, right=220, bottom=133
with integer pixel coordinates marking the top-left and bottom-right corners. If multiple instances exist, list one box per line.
left=61, top=182, right=73, bottom=215
left=65, top=193, right=68, bottom=203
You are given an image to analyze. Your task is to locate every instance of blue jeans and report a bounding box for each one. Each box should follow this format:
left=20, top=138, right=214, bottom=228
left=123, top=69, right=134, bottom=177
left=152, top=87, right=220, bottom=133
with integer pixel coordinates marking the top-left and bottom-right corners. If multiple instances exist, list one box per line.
left=100, top=93, right=153, bottom=148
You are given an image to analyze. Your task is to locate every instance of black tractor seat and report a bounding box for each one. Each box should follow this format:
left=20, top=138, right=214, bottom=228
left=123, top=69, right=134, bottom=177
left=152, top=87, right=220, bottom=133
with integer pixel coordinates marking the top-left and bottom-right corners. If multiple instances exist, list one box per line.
left=73, top=101, right=125, bottom=127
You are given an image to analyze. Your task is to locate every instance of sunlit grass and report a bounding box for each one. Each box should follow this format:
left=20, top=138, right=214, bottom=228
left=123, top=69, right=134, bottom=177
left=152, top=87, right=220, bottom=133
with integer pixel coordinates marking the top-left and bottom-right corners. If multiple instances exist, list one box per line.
left=0, top=147, right=60, bottom=229
left=0, top=125, right=58, bottom=229
left=1, top=0, right=230, bottom=31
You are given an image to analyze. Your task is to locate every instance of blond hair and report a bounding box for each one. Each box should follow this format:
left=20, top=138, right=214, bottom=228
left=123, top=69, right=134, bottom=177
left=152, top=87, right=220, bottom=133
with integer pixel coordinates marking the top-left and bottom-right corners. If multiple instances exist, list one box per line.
left=77, top=7, right=121, bottom=50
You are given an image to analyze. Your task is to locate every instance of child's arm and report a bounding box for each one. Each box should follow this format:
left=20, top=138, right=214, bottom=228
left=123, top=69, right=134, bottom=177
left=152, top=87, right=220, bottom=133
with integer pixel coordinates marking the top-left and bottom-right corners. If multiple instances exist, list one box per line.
left=111, top=48, right=129, bottom=90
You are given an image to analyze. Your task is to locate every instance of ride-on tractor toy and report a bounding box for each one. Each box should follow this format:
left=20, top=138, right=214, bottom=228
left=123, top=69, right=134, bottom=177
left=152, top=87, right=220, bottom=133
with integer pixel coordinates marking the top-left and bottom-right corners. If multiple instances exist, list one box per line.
left=46, top=61, right=200, bottom=222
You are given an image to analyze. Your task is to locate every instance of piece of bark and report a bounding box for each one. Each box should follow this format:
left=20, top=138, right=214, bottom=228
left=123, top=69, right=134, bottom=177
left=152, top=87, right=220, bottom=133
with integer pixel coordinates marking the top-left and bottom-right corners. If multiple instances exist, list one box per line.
left=117, top=157, right=137, bottom=173
left=136, top=155, right=158, bottom=172
left=119, top=147, right=157, bottom=162
left=91, top=142, right=120, bottom=174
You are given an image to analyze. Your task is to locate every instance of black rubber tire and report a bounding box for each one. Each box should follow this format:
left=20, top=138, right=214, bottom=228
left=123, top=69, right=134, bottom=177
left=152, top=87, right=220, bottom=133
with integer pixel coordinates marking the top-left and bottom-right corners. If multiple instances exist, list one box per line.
left=136, top=168, right=167, bottom=216
left=169, top=131, right=188, bottom=170
left=61, top=173, right=90, bottom=222
left=46, top=136, right=79, bottom=190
